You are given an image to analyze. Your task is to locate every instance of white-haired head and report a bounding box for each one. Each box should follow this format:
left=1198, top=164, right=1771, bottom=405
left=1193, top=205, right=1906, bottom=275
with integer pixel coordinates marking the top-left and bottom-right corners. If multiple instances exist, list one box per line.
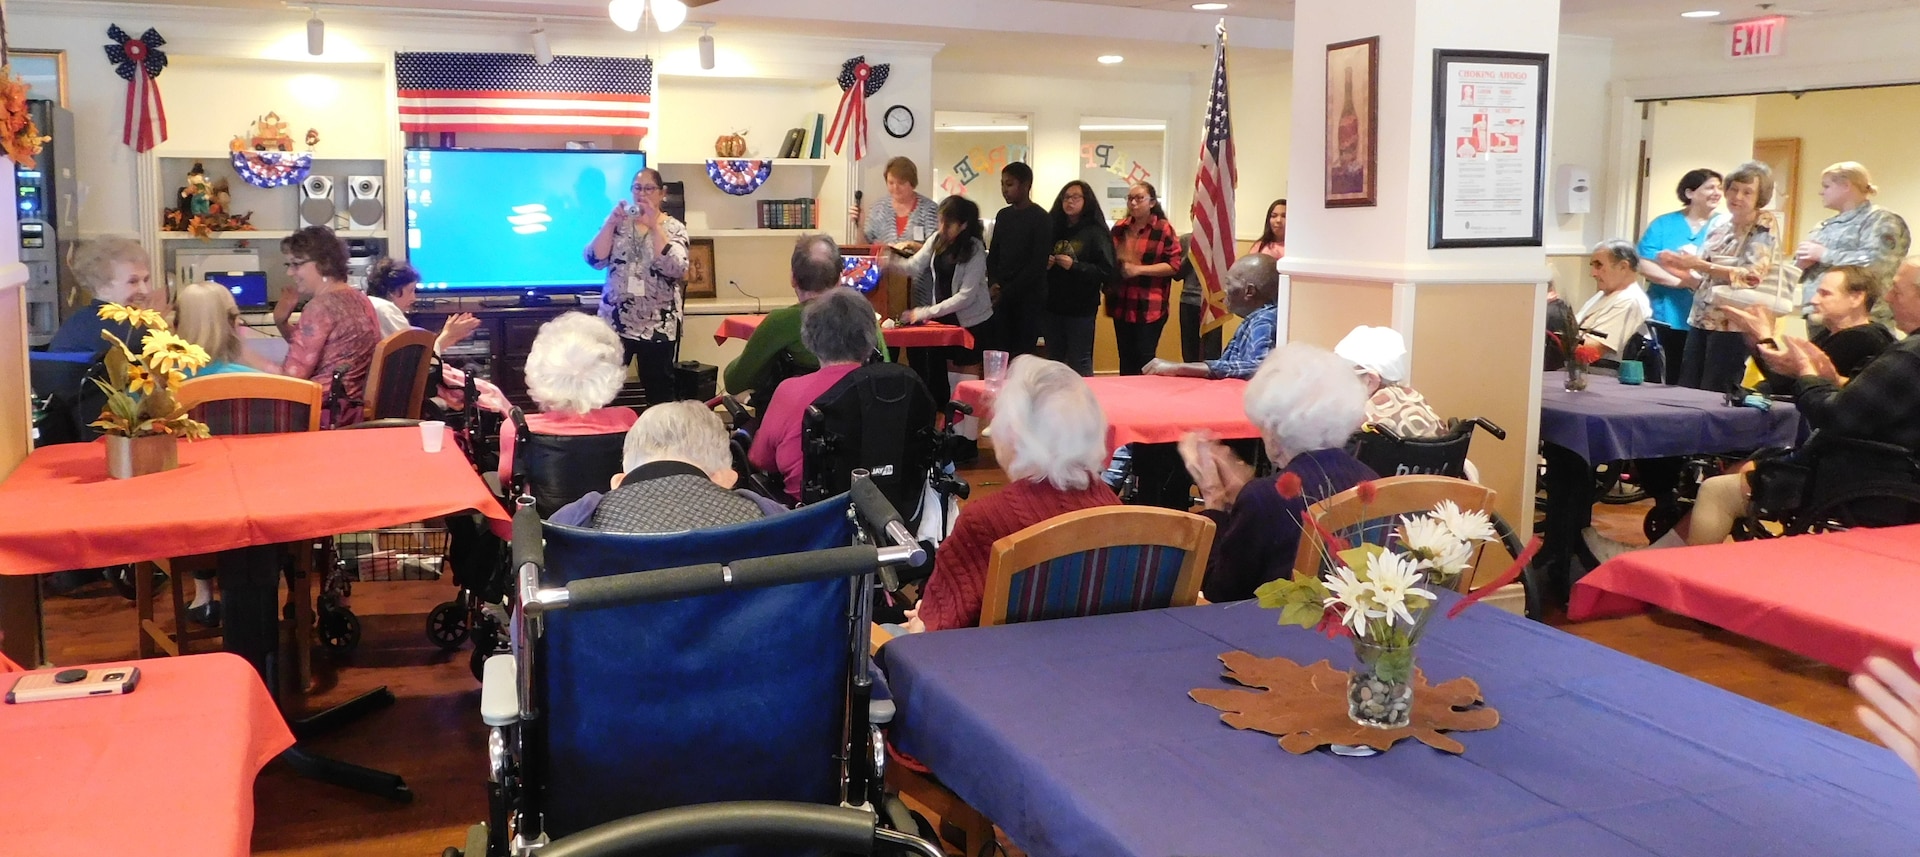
left=994, top=355, right=1109, bottom=491
left=622, top=400, right=733, bottom=479
left=1243, top=343, right=1369, bottom=465
left=524, top=313, right=626, bottom=415
left=1333, top=325, right=1409, bottom=388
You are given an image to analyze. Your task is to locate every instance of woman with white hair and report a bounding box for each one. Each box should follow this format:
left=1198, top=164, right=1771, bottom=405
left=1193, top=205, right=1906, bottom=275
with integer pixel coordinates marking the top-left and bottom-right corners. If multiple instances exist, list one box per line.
left=1333, top=325, right=1444, bottom=438
left=550, top=400, right=775, bottom=532
left=1179, top=343, right=1378, bottom=602
left=50, top=236, right=155, bottom=353
left=905, top=356, right=1120, bottom=632
left=494, top=312, right=638, bottom=483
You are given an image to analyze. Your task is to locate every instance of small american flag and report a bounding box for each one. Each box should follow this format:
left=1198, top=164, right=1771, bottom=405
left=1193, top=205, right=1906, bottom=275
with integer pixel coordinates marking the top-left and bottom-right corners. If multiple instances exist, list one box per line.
left=1188, top=21, right=1237, bottom=335
left=396, top=52, right=653, bottom=138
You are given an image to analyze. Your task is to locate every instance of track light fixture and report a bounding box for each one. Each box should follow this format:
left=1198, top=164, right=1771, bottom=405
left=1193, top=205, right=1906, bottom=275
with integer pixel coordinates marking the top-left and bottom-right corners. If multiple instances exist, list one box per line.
left=306, top=7, right=325, bottom=56
left=531, top=21, right=552, bottom=65
left=696, top=22, right=715, bottom=70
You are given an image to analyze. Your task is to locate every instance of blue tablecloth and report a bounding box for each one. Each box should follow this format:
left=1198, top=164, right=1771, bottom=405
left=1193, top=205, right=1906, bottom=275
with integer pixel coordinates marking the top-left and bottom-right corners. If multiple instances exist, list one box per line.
left=881, top=602, right=1920, bottom=857
left=1539, top=375, right=1799, bottom=464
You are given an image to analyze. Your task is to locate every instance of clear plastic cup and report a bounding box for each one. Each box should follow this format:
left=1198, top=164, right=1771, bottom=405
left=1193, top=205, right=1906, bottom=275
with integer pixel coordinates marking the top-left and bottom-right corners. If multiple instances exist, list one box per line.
left=983, top=350, right=1010, bottom=390
left=420, top=420, right=446, bottom=453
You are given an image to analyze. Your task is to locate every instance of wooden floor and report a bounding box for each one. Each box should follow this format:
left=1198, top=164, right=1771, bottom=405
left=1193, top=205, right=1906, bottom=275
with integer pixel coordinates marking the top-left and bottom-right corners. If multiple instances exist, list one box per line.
left=33, top=451, right=1872, bottom=856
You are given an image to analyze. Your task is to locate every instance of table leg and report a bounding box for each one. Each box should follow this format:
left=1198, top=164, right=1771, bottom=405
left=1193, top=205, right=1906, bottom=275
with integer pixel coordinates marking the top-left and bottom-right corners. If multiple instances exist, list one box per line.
left=0, top=575, right=44, bottom=668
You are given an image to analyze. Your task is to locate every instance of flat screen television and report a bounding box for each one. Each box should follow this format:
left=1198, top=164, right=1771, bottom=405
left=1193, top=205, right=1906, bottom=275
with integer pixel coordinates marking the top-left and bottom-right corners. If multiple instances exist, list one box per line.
left=403, top=148, right=648, bottom=293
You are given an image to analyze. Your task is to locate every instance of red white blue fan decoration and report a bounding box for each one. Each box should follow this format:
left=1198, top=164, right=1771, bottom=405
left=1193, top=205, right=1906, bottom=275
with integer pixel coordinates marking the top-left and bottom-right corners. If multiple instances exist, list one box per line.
left=104, top=25, right=170, bottom=153
left=824, top=56, right=889, bottom=161
left=232, top=151, right=314, bottom=188
left=839, top=255, right=882, bottom=293
left=706, top=159, right=772, bottom=195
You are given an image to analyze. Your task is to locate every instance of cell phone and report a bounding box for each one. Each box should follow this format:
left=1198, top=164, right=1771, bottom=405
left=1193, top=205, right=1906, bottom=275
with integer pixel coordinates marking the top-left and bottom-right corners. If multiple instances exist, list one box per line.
left=5, top=666, right=142, bottom=704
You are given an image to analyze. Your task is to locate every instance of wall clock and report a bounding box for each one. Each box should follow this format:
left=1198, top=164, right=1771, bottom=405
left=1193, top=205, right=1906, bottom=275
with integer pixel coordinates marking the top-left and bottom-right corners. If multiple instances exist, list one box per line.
left=883, top=105, right=914, bottom=138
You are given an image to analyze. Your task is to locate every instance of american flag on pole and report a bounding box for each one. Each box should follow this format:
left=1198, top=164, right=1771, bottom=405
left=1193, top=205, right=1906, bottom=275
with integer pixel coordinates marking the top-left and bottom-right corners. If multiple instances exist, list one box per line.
left=1189, top=21, right=1237, bottom=335
left=396, top=52, right=653, bottom=138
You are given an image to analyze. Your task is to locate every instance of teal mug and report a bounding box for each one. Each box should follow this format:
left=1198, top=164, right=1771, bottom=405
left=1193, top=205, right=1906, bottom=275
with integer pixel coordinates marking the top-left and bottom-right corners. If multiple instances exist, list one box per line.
left=1617, top=359, right=1646, bottom=385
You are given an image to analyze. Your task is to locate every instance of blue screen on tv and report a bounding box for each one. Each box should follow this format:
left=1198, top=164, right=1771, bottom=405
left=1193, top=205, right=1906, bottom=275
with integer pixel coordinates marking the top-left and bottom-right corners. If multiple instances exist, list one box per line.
left=403, top=148, right=648, bottom=292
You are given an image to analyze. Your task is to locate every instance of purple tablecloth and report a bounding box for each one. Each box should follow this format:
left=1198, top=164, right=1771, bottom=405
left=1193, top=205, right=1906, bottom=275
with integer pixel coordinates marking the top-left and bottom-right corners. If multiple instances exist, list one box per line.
left=1539, top=375, right=1800, bottom=464
left=881, top=601, right=1920, bottom=857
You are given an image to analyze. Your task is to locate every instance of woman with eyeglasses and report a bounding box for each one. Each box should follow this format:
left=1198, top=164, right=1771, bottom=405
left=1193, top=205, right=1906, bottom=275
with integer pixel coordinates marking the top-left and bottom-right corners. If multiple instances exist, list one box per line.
left=1109, top=181, right=1182, bottom=375
left=1044, top=180, right=1115, bottom=376
left=587, top=167, right=691, bottom=407
left=272, top=225, right=381, bottom=426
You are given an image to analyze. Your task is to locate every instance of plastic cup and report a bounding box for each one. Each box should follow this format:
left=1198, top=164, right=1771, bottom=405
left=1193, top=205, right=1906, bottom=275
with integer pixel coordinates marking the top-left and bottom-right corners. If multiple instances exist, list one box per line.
left=420, top=420, right=446, bottom=453
left=983, top=350, right=1010, bottom=389
left=1617, top=360, right=1645, bottom=385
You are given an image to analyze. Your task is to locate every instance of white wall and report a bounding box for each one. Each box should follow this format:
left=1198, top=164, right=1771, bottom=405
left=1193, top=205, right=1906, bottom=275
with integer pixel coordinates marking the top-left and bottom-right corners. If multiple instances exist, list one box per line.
left=1545, top=35, right=1612, bottom=255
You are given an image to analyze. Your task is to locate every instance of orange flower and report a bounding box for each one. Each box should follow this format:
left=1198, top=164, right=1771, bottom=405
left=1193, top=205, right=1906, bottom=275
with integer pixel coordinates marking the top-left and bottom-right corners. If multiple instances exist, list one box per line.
left=1275, top=471, right=1304, bottom=500
left=1355, top=480, right=1378, bottom=505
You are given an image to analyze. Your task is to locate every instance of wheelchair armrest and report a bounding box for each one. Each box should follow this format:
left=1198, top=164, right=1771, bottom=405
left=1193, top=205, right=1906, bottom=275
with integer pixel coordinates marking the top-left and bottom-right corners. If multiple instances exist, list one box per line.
left=481, top=653, right=521, bottom=727
left=482, top=471, right=505, bottom=500
left=1468, top=417, right=1507, bottom=441
left=867, top=659, right=895, bottom=724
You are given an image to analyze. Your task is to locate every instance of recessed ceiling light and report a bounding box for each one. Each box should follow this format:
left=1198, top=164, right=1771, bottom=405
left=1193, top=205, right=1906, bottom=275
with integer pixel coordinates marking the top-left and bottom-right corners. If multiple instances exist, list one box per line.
left=1680, top=9, right=1721, bottom=18
left=1192, top=3, right=1229, bottom=10
left=1098, top=54, right=1124, bottom=64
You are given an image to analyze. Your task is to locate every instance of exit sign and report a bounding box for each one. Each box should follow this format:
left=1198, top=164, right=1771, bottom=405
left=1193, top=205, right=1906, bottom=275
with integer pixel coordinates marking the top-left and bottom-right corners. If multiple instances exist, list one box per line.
left=1730, top=15, right=1786, bottom=59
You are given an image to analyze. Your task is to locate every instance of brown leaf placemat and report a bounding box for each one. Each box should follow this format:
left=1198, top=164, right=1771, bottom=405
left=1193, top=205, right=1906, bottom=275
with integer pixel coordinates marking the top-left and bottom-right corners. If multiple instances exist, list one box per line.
left=1189, top=650, right=1499, bottom=754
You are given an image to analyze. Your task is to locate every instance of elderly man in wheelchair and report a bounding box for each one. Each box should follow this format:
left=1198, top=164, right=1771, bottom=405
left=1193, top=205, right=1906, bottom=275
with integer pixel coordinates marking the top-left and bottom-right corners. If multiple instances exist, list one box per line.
left=1589, top=255, right=1920, bottom=558
left=452, top=473, right=943, bottom=857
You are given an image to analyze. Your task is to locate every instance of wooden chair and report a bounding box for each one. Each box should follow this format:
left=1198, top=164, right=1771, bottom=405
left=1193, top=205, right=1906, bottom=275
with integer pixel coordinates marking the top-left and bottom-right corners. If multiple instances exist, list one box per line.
left=137, top=374, right=325, bottom=665
left=979, top=505, right=1213, bottom=626
left=892, top=505, right=1213, bottom=855
left=1292, top=474, right=1520, bottom=594
left=364, top=328, right=436, bottom=421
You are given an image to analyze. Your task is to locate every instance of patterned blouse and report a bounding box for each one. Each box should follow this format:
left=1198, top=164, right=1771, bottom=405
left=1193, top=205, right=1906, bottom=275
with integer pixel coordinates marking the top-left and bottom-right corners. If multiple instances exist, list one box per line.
left=1686, top=218, right=1778, bottom=333
left=1108, top=214, right=1183, bottom=324
left=864, top=193, right=941, bottom=306
left=1366, top=385, right=1445, bottom=439
left=591, top=214, right=691, bottom=342
left=281, top=286, right=381, bottom=427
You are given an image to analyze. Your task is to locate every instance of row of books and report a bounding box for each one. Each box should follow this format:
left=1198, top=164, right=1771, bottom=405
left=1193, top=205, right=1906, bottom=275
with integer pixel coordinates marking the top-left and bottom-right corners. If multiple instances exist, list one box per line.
left=776, top=113, right=829, bottom=159
left=756, top=198, right=818, bottom=229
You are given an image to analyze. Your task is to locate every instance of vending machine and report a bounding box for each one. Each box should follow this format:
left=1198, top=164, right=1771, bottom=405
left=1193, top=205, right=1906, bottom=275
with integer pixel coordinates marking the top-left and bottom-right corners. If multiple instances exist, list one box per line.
left=19, top=99, right=77, bottom=326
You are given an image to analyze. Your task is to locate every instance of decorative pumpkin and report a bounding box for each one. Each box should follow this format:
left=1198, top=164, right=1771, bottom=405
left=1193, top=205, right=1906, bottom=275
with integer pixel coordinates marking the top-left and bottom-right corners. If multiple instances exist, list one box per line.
left=715, top=130, right=747, bottom=158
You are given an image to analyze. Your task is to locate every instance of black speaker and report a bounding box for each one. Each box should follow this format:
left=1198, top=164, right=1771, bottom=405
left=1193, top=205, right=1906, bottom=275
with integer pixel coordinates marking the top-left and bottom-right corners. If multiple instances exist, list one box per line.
left=674, top=360, right=716, bottom=403
left=663, top=181, right=686, bottom=225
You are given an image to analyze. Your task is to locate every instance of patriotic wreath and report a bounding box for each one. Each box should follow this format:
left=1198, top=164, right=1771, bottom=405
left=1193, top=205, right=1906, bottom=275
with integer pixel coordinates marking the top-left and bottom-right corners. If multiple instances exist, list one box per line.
left=231, top=150, right=314, bottom=189
left=706, top=159, right=772, bottom=196
left=104, top=25, right=170, bottom=153
left=839, top=255, right=882, bottom=293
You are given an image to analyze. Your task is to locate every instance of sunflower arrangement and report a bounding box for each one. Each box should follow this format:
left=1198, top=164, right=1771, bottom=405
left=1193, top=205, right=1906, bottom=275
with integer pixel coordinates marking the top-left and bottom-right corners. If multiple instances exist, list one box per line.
left=0, top=66, right=49, bottom=169
left=90, top=303, right=213, bottom=439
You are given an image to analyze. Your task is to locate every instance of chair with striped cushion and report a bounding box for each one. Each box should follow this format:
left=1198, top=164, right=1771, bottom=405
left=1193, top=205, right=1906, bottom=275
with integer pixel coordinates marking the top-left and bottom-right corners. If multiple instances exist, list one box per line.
left=139, top=373, right=325, bottom=661
left=979, top=506, right=1214, bottom=627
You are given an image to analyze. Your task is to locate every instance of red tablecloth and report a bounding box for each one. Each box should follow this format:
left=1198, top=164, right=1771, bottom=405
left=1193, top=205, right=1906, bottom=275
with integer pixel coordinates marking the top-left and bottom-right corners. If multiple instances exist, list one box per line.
left=0, top=428, right=511, bottom=576
left=712, top=314, right=973, bottom=349
left=955, top=375, right=1257, bottom=452
left=0, top=653, right=294, bottom=857
left=1568, top=525, right=1920, bottom=670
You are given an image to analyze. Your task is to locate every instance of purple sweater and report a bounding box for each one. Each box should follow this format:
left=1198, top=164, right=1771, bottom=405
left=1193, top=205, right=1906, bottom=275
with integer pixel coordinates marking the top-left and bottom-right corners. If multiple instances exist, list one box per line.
left=1199, top=448, right=1377, bottom=602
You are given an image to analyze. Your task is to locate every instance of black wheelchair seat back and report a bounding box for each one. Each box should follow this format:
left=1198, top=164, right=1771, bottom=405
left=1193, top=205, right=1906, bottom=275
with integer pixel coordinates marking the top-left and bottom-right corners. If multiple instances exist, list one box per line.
left=800, top=363, right=937, bottom=526
left=30, top=351, right=108, bottom=446
left=512, top=408, right=629, bottom=519
left=535, top=497, right=858, bottom=843
left=1349, top=418, right=1503, bottom=481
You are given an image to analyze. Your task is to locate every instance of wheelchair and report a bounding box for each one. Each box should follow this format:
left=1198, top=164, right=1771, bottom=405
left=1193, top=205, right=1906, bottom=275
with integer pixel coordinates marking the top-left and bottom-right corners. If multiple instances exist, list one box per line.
left=1733, top=434, right=1920, bottom=539
left=453, top=476, right=935, bottom=857
left=1348, top=417, right=1505, bottom=480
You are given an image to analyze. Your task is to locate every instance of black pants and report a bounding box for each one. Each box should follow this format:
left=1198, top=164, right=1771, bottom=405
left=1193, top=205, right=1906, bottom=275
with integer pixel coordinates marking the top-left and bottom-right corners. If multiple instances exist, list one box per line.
left=1652, top=324, right=1689, bottom=386
left=997, top=291, right=1047, bottom=358
left=1044, top=312, right=1096, bottom=377
left=907, top=318, right=989, bottom=407
left=621, top=336, right=678, bottom=407
left=1678, top=328, right=1748, bottom=395
left=1113, top=318, right=1167, bottom=376
left=1179, top=302, right=1223, bottom=363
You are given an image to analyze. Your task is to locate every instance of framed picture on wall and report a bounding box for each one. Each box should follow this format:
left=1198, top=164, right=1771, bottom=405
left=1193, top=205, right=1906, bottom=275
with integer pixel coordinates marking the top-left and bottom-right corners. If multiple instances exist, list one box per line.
left=1428, top=49, right=1550, bottom=248
left=686, top=238, right=716, bottom=299
left=1325, top=36, right=1378, bottom=208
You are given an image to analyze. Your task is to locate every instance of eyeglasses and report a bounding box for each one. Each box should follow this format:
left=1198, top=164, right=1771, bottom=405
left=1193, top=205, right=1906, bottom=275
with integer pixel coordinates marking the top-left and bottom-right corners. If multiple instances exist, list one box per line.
left=283, top=258, right=312, bottom=270
left=632, top=184, right=661, bottom=194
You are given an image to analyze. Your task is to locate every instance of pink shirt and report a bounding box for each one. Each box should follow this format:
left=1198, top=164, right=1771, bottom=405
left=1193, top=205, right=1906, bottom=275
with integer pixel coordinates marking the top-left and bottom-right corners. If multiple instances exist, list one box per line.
left=498, top=407, right=640, bottom=482
left=749, top=362, right=861, bottom=501
left=280, top=287, right=381, bottom=426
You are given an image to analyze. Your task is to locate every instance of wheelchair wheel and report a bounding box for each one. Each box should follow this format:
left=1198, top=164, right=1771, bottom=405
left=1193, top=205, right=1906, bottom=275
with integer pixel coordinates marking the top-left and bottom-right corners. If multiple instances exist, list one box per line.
left=319, top=606, right=362, bottom=654
left=1641, top=502, right=1687, bottom=544
left=427, top=600, right=470, bottom=651
left=1792, top=485, right=1920, bottom=535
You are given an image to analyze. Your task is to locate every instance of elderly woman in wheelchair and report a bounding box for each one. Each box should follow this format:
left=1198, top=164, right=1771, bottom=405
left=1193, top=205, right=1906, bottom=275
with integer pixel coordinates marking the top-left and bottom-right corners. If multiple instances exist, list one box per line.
left=490, top=313, right=638, bottom=492
left=750, top=288, right=882, bottom=504
left=551, top=400, right=782, bottom=531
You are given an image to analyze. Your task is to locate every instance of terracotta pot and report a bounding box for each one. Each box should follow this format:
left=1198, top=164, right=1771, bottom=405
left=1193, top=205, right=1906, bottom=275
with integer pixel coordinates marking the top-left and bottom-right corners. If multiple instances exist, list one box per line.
left=106, top=434, right=179, bottom=480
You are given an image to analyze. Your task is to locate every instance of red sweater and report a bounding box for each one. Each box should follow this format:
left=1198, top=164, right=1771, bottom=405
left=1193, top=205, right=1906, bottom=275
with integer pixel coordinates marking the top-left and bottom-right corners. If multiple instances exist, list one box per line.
left=917, top=478, right=1120, bottom=631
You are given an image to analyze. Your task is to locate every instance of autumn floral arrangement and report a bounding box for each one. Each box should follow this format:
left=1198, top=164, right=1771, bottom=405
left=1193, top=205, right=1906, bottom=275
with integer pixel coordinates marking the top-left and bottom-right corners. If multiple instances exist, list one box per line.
left=91, top=303, right=212, bottom=442
left=1255, top=475, right=1538, bottom=729
left=1548, top=311, right=1604, bottom=392
left=0, top=66, right=50, bottom=169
